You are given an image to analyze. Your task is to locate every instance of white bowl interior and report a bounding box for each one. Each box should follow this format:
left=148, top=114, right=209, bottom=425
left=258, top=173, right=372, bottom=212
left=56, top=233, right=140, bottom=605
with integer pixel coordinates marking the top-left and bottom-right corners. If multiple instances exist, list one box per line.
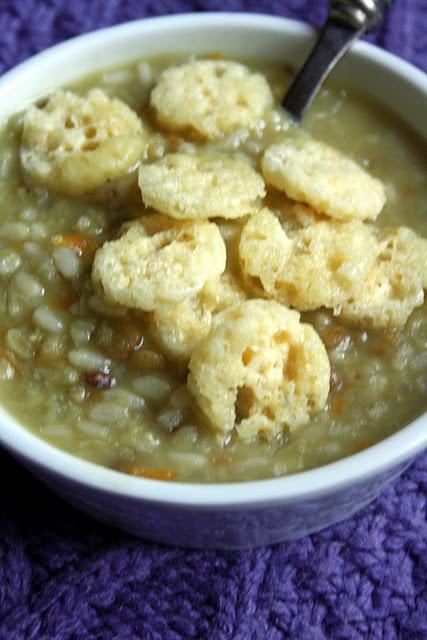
left=1, top=14, right=426, bottom=138
left=0, top=13, right=425, bottom=507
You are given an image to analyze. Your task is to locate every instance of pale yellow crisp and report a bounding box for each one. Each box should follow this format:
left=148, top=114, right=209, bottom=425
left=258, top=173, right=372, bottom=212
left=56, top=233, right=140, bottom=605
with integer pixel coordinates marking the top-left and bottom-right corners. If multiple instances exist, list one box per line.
left=262, top=137, right=386, bottom=221
left=138, top=153, right=265, bottom=219
left=21, top=89, right=148, bottom=196
left=188, top=299, right=330, bottom=442
left=92, top=214, right=226, bottom=311
left=150, top=60, right=273, bottom=139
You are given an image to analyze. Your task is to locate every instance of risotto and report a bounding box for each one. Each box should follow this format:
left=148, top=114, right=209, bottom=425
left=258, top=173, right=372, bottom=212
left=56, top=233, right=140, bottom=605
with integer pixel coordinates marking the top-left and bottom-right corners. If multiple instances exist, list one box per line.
left=0, top=53, right=425, bottom=482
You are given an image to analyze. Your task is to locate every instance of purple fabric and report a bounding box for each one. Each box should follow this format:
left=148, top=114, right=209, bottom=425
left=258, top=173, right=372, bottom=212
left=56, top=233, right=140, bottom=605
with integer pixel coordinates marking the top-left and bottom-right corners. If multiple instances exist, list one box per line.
left=0, top=1, right=426, bottom=638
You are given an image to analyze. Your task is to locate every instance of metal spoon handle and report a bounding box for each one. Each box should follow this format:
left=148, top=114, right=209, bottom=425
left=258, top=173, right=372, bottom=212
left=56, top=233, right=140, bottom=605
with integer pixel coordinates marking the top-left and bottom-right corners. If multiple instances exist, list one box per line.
left=282, top=0, right=394, bottom=121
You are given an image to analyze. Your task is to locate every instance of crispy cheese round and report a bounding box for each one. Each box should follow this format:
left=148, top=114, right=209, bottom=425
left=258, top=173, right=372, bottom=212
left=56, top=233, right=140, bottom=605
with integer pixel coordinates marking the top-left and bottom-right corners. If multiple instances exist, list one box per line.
left=92, top=214, right=226, bottom=311
left=262, top=138, right=386, bottom=221
left=341, top=227, right=427, bottom=327
left=21, top=89, right=148, bottom=197
left=150, top=60, right=273, bottom=139
left=239, top=208, right=376, bottom=311
left=138, top=153, right=265, bottom=219
left=188, top=299, right=330, bottom=442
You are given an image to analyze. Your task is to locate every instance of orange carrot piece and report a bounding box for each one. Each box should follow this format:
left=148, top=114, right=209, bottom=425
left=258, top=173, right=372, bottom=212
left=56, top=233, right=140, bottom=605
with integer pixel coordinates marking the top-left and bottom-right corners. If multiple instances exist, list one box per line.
left=207, top=51, right=223, bottom=60
left=322, top=325, right=352, bottom=350
left=380, top=329, right=397, bottom=344
left=167, top=134, right=181, bottom=153
left=331, top=397, right=344, bottom=415
left=0, top=350, right=20, bottom=375
left=53, top=292, right=80, bottom=310
left=50, top=234, right=100, bottom=256
left=126, top=467, right=177, bottom=481
left=369, top=347, right=385, bottom=358
left=212, top=454, right=232, bottom=466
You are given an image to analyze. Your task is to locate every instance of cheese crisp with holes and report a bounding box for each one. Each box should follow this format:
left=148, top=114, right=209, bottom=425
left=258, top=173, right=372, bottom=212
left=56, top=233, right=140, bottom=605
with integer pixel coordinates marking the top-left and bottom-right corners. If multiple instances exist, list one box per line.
left=21, top=89, right=148, bottom=196
left=151, top=273, right=246, bottom=361
left=341, top=227, right=427, bottom=328
left=262, top=138, right=386, bottom=221
left=188, top=299, right=330, bottom=441
left=239, top=208, right=377, bottom=311
left=150, top=60, right=273, bottom=139
left=138, top=153, right=265, bottom=219
left=92, top=214, right=226, bottom=311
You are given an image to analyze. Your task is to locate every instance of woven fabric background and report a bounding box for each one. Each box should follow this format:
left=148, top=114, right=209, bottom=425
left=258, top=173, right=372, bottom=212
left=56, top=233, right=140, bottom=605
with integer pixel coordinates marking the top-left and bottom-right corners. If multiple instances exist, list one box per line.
left=0, top=1, right=426, bottom=639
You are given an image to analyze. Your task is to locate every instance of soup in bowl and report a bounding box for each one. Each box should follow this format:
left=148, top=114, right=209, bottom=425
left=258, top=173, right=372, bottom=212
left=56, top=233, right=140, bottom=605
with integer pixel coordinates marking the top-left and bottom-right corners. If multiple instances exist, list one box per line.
left=0, top=13, right=425, bottom=547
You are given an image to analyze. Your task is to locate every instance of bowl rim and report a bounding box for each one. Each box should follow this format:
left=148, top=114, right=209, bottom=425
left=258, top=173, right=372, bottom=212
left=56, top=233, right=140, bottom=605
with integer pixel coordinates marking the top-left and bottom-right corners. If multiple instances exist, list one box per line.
left=0, top=12, right=426, bottom=508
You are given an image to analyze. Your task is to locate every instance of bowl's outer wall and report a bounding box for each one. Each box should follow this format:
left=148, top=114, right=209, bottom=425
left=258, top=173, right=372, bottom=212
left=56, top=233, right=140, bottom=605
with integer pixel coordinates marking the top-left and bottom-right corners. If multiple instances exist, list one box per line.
left=0, top=14, right=426, bottom=547
left=13, top=446, right=412, bottom=548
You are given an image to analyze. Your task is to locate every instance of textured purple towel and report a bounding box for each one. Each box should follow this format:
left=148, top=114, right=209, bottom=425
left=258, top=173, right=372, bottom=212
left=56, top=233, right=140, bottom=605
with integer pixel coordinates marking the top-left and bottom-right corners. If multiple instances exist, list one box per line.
left=0, top=2, right=426, bottom=639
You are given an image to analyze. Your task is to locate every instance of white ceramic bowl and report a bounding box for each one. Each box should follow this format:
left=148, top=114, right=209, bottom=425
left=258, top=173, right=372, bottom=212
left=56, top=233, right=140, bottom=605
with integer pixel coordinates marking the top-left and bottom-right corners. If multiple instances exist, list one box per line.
left=0, top=13, right=426, bottom=549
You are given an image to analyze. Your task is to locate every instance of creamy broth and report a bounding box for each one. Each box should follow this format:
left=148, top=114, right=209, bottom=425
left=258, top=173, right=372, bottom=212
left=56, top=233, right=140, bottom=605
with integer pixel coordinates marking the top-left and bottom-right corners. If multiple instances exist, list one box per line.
left=0, top=54, right=425, bottom=482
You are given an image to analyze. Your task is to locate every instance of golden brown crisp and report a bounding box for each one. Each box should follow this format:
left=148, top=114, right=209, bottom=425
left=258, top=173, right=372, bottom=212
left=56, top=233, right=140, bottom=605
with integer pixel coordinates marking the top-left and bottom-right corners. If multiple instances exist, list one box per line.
left=239, top=208, right=376, bottom=311
left=138, top=153, right=265, bottom=219
left=150, top=60, right=273, bottom=139
left=262, top=137, right=386, bottom=221
left=341, top=227, right=427, bottom=327
left=188, top=299, right=330, bottom=441
left=92, top=214, right=226, bottom=311
left=21, top=89, right=149, bottom=196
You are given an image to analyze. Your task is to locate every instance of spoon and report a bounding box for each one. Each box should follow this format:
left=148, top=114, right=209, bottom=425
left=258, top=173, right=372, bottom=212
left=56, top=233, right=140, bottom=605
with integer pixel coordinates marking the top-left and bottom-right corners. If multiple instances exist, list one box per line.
left=282, top=0, right=395, bottom=121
